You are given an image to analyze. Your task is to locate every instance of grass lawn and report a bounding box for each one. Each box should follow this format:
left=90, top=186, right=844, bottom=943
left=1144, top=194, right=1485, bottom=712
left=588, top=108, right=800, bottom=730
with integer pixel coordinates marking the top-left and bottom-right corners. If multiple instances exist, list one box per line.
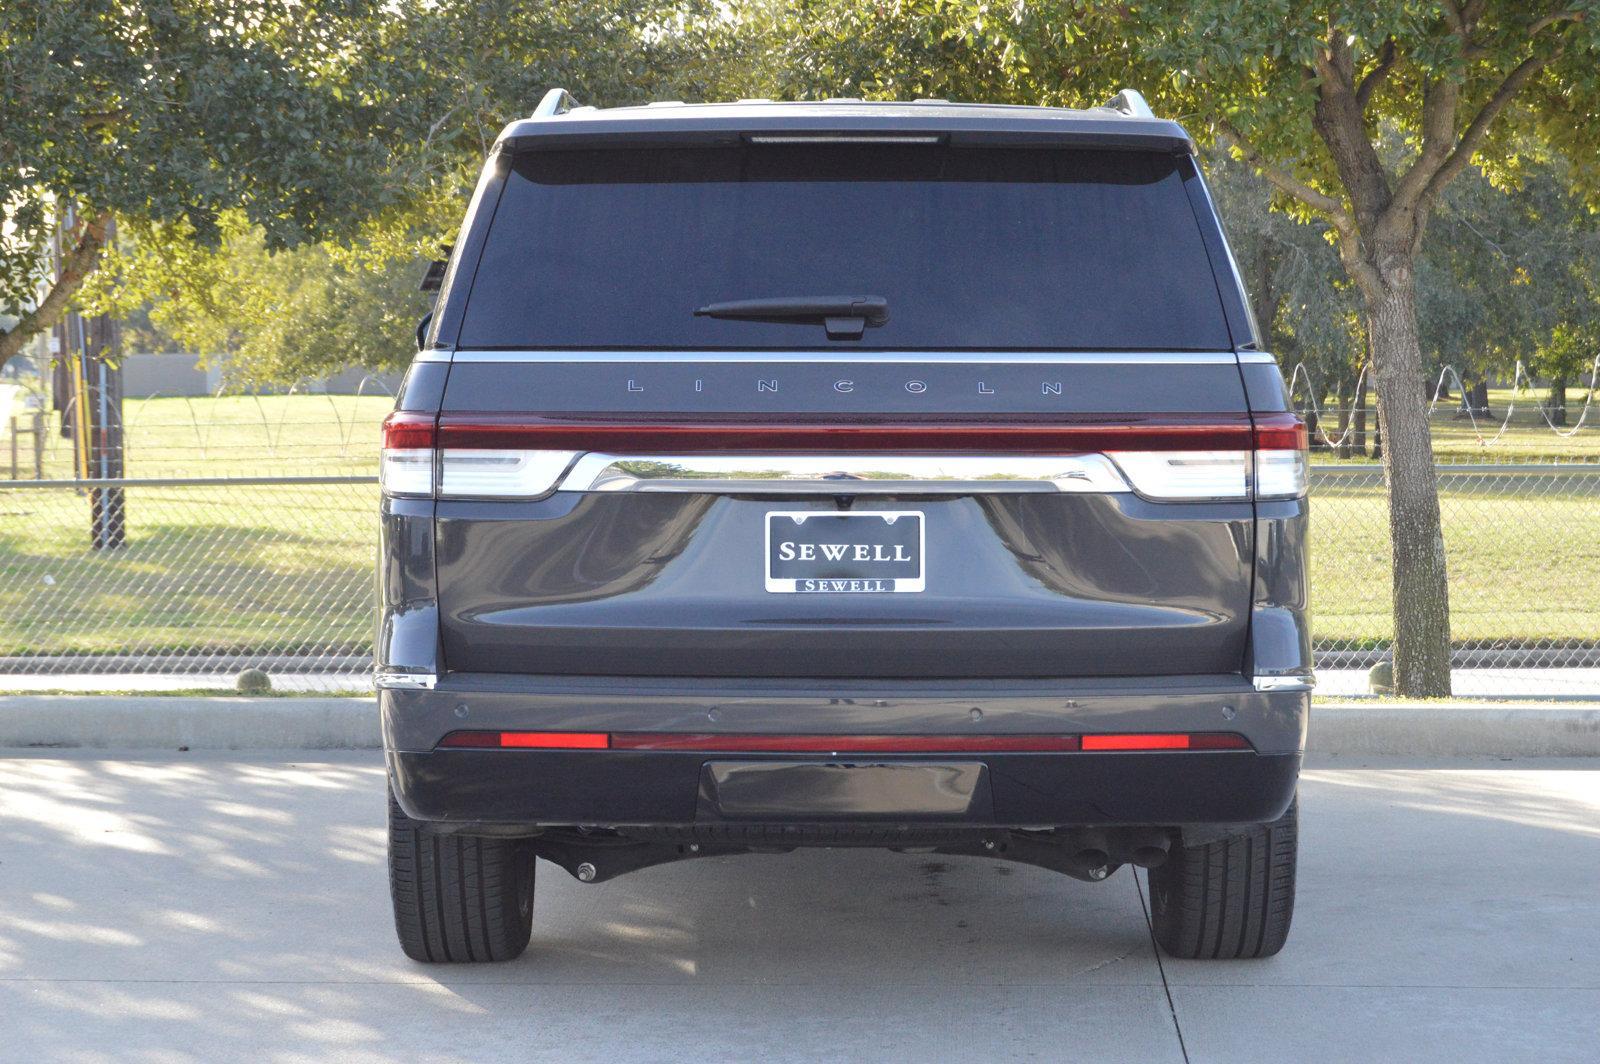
left=0, top=480, right=378, bottom=658
left=7, top=394, right=392, bottom=479
left=1, top=392, right=1597, bottom=660
left=1310, top=479, right=1600, bottom=647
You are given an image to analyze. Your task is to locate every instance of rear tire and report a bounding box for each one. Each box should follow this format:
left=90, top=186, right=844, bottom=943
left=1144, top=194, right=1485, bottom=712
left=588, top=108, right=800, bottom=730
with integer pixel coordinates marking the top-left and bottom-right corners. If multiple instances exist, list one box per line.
left=1148, top=796, right=1297, bottom=959
left=387, top=787, right=535, bottom=963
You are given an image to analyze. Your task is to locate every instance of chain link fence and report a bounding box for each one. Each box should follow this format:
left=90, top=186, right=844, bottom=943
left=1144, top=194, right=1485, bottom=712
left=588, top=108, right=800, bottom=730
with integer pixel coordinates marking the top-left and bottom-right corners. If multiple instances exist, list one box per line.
left=0, top=393, right=1597, bottom=696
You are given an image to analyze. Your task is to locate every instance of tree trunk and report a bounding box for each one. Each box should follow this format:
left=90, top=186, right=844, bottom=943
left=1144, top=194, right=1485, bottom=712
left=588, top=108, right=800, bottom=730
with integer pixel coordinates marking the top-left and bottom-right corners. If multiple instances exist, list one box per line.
left=1548, top=377, right=1568, bottom=427
left=1366, top=275, right=1452, bottom=696
left=1370, top=409, right=1382, bottom=461
left=1351, top=366, right=1370, bottom=457
left=0, top=211, right=114, bottom=374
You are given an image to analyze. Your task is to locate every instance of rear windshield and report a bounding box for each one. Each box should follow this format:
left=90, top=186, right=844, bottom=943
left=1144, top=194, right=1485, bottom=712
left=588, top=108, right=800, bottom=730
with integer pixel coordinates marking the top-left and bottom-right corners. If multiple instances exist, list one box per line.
left=459, top=145, right=1231, bottom=351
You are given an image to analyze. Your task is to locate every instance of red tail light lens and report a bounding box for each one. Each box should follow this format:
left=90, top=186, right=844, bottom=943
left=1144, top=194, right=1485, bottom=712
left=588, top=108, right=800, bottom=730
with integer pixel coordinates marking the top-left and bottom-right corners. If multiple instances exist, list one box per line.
left=431, top=414, right=1258, bottom=453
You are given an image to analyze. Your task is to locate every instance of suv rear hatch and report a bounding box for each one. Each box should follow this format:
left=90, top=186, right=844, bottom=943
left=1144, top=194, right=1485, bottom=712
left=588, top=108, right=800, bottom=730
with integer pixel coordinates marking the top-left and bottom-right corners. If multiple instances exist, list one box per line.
left=403, top=141, right=1283, bottom=679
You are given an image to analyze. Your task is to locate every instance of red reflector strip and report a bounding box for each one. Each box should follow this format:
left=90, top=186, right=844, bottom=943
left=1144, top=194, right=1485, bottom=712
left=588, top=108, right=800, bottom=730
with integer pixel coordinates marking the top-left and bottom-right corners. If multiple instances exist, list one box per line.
left=1081, top=732, right=1252, bottom=751
left=1187, top=732, right=1255, bottom=750
left=436, top=730, right=610, bottom=749
left=1083, top=733, right=1190, bottom=750
left=609, top=733, right=1083, bottom=753
left=434, top=415, right=1259, bottom=453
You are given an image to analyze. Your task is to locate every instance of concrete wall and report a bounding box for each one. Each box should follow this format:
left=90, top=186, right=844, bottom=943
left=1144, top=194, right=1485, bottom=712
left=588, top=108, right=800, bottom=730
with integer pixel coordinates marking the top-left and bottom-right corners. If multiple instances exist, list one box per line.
left=121, top=353, right=222, bottom=397
left=120, top=353, right=400, bottom=398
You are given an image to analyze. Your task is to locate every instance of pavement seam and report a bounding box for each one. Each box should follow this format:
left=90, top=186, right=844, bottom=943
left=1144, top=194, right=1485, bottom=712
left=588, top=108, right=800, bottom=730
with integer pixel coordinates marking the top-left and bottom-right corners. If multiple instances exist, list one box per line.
left=1135, top=870, right=1191, bottom=1064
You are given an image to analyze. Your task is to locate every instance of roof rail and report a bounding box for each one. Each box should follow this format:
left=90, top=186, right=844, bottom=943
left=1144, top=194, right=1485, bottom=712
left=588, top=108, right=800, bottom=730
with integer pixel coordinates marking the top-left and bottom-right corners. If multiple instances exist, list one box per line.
left=1102, top=89, right=1155, bottom=119
left=533, top=88, right=580, bottom=118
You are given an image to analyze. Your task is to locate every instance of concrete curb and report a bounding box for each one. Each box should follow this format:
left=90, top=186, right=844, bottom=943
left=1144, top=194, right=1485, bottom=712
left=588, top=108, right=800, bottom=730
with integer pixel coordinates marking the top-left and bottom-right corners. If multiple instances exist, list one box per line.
left=3, top=696, right=1599, bottom=756
left=0, top=696, right=381, bottom=750
left=1308, top=702, right=1600, bottom=758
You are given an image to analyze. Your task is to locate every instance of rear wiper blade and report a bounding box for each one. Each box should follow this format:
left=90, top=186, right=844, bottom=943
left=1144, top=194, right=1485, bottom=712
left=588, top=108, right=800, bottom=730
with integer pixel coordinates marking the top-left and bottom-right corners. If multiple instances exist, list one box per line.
left=693, top=295, right=889, bottom=340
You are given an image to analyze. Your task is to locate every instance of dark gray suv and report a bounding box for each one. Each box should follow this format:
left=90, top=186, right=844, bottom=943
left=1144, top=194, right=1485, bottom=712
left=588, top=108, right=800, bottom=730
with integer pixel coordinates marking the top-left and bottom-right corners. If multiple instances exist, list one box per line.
left=378, top=90, right=1311, bottom=963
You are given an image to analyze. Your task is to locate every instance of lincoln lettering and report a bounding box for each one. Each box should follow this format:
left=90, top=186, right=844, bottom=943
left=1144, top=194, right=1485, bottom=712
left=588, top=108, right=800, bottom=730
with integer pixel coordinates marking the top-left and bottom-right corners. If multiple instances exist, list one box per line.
left=777, top=542, right=912, bottom=562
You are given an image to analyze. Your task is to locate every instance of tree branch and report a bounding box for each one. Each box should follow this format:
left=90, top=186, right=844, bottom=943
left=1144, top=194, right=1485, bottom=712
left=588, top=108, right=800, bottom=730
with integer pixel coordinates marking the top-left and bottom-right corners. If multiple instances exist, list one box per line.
left=0, top=211, right=115, bottom=372
left=1529, top=10, right=1584, bottom=36
left=1388, top=77, right=1460, bottom=217
left=1216, top=121, right=1350, bottom=222
left=1422, top=50, right=1556, bottom=204
left=1355, top=38, right=1397, bottom=112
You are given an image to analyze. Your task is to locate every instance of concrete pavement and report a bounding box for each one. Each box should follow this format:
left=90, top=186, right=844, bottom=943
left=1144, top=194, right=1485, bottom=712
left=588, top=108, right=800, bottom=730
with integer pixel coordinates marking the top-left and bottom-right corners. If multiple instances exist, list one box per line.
left=0, top=751, right=1595, bottom=1063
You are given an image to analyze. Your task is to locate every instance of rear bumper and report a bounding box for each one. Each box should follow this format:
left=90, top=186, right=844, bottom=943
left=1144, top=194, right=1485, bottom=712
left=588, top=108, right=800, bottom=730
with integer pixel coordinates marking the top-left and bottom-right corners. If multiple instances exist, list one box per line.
left=384, top=673, right=1306, bottom=830
left=390, top=747, right=1300, bottom=829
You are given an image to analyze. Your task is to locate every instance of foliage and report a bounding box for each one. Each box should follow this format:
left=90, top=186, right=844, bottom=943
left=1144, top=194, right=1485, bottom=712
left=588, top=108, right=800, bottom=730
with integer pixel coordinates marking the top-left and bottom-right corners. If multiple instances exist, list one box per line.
left=85, top=214, right=430, bottom=382
left=1421, top=150, right=1600, bottom=385
left=0, top=0, right=424, bottom=359
left=0, top=0, right=727, bottom=373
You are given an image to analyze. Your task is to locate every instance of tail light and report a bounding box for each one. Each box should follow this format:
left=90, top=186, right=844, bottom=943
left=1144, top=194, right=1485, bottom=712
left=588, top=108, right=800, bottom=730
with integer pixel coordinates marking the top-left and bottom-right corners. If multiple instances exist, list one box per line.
left=1109, top=413, right=1307, bottom=501
left=1250, top=413, right=1311, bottom=500
left=382, top=411, right=1308, bottom=501
left=381, top=412, right=578, bottom=499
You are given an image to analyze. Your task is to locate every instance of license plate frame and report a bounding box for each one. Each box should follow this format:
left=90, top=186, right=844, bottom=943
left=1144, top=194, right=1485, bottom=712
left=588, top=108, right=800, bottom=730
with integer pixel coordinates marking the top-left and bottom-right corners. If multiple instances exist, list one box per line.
left=764, top=510, right=926, bottom=593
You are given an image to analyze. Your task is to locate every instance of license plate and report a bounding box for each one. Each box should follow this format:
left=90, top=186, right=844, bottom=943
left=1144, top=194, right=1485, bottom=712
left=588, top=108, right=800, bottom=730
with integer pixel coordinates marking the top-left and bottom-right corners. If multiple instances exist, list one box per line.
left=765, top=511, right=925, bottom=593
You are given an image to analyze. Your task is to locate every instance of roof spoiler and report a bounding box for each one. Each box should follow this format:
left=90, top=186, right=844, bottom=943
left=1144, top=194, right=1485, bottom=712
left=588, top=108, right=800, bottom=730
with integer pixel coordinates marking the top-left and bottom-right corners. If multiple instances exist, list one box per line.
left=1101, top=89, right=1155, bottom=119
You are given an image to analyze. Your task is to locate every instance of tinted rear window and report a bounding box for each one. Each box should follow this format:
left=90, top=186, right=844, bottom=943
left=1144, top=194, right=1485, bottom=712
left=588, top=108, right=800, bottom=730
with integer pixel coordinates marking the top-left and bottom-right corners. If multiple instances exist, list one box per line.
left=459, top=146, right=1230, bottom=350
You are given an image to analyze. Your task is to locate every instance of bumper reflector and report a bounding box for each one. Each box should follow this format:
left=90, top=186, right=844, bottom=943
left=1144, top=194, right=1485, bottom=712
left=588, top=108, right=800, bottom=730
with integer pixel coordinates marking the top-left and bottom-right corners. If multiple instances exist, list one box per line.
left=435, top=731, right=1253, bottom=753
left=437, top=731, right=610, bottom=749
left=1082, top=732, right=1252, bottom=751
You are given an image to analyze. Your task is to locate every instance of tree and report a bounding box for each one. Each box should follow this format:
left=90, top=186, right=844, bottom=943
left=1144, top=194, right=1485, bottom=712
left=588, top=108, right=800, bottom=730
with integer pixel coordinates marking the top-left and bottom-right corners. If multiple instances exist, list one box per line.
left=1204, top=148, right=1366, bottom=449
left=755, top=0, right=1600, bottom=695
left=68, top=0, right=727, bottom=383
left=0, top=0, right=436, bottom=373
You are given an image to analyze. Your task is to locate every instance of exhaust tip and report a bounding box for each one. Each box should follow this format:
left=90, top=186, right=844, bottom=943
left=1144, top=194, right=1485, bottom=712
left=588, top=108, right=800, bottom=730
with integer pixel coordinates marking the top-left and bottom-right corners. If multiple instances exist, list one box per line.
left=1131, top=845, right=1170, bottom=869
left=1075, top=848, right=1110, bottom=869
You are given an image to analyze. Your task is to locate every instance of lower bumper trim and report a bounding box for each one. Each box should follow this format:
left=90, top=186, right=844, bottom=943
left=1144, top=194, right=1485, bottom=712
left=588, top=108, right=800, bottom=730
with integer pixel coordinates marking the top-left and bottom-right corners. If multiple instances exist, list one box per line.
left=389, top=748, right=1299, bottom=830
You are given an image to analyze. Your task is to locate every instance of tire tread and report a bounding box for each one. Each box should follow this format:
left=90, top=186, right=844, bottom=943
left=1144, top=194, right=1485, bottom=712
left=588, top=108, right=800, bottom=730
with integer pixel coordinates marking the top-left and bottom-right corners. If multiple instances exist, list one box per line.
left=1149, top=796, right=1297, bottom=960
left=387, top=788, right=534, bottom=963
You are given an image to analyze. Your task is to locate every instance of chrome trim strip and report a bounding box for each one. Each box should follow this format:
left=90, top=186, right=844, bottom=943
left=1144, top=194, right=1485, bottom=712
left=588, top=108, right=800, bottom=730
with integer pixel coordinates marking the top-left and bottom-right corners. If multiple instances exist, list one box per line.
left=1252, top=675, right=1315, bottom=693
left=437, top=349, right=1242, bottom=365
left=1237, top=351, right=1280, bottom=364
left=558, top=453, right=1133, bottom=494
left=375, top=671, right=438, bottom=690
